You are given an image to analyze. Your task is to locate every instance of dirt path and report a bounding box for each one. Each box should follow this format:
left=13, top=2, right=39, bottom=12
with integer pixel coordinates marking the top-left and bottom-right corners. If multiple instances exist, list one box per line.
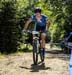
left=0, top=48, right=70, bottom=75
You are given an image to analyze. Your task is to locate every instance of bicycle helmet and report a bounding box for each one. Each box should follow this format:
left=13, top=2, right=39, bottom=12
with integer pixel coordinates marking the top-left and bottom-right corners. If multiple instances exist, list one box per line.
left=34, top=7, right=42, bottom=13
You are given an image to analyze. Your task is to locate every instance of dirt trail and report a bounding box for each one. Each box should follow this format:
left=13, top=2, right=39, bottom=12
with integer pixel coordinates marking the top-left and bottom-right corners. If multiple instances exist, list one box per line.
left=0, top=47, right=70, bottom=75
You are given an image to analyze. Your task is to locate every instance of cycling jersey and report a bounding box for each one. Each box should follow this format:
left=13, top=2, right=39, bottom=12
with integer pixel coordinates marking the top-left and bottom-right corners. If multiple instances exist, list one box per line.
left=31, top=14, right=48, bottom=31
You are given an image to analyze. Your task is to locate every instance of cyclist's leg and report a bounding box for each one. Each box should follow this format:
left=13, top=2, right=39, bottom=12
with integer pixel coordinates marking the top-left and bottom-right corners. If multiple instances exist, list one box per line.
left=40, top=26, right=46, bottom=50
left=41, top=32, right=46, bottom=57
left=41, top=33, right=46, bottom=49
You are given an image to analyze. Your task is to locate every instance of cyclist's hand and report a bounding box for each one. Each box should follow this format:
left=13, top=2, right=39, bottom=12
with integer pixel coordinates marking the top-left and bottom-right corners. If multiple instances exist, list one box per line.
left=22, top=29, right=26, bottom=33
left=22, top=29, right=30, bottom=33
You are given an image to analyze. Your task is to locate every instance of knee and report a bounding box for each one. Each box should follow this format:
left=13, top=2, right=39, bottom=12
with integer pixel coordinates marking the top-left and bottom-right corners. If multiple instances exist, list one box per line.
left=41, top=38, right=45, bottom=42
left=41, top=35, right=46, bottom=41
left=41, top=37, right=46, bottom=43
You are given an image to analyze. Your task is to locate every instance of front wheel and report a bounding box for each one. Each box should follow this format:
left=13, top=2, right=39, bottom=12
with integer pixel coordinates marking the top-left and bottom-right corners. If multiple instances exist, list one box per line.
left=33, top=39, right=39, bottom=65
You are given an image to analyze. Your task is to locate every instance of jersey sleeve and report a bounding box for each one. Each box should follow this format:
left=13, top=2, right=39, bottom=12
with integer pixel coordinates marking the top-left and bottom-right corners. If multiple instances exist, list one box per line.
left=31, top=15, right=36, bottom=21
left=44, top=15, right=48, bottom=21
left=42, top=14, right=48, bottom=21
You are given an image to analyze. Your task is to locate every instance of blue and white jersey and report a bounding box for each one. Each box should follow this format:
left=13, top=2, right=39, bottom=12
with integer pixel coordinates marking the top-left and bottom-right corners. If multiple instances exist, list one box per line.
left=31, top=14, right=48, bottom=27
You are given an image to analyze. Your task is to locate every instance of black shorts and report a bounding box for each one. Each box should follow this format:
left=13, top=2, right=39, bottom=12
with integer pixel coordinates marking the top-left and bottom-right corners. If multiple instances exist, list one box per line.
left=36, top=25, right=46, bottom=32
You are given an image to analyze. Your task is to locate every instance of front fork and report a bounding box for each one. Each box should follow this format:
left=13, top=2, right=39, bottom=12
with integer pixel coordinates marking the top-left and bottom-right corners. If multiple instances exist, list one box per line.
left=33, top=37, right=40, bottom=53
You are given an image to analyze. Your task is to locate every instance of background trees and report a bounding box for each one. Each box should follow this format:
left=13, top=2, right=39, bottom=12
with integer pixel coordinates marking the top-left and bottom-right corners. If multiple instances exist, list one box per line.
left=0, top=0, right=72, bottom=53
left=0, top=0, right=18, bottom=53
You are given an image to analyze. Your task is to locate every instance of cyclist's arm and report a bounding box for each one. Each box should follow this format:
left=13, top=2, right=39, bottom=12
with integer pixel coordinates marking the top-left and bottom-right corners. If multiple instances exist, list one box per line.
left=46, top=19, right=51, bottom=30
left=23, top=18, right=32, bottom=30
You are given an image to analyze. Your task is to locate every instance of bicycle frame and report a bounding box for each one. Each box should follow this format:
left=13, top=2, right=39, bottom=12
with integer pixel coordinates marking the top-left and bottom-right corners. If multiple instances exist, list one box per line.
left=32, top=31, right=41, bottom=52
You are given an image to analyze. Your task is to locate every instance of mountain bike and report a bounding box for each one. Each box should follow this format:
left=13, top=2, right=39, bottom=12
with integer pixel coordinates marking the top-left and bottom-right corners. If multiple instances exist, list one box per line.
left=32, top=31, right=45, bottom=65
left=22, top=30, right=45, bottom=65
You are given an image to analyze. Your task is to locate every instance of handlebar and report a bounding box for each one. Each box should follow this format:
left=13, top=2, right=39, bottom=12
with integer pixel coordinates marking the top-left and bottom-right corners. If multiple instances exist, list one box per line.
left=22, top=29, right=48, bottom=34
left=22, top=30, right=32, bottom=34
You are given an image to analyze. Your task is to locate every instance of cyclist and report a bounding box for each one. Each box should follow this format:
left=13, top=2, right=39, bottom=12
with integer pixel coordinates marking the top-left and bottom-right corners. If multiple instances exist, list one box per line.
left=23, top=7, right=51, bottom=59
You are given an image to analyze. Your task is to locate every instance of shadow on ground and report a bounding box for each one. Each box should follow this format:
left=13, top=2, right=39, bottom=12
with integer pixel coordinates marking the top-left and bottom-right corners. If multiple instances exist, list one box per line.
left=19, top=62, right=51, bottom=72
left=46, top=49, right=70, bottom=61
left=46, top=49, right=63, bottom=54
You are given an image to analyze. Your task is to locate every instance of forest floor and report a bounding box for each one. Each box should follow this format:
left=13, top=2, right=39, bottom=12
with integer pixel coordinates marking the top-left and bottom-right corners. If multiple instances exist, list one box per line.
left=0, top=44, right=70, bottom=75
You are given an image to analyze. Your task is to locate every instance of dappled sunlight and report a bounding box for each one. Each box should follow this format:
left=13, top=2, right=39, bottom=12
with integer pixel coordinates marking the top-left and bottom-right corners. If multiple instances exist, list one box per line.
left=0, top=0, right=71, bottom=75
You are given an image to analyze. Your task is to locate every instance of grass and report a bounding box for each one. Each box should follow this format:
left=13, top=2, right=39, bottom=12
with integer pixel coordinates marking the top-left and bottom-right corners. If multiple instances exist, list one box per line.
left=0, top=43, right=33, bottom=59
left=18, top=43, right=33, bottom=52
left=0, top=53, right=6, bottom=59
left=0, top=43, right=62, bottom=59
left=46, top=44, right=61, bottom=49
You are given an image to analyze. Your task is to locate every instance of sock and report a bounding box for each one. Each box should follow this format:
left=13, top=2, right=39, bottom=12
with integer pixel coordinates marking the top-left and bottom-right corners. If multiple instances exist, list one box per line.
left=43, top=48, right=45, bottom=57
left=41, top=48, right=45, bottom=58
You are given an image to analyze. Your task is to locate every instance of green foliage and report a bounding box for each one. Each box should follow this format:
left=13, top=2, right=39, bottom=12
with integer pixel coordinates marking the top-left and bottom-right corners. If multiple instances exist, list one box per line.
left=0, top=0, right=18, bottom=54
left=63, top=0, right=72, bottom=33
left=0, top=0, right=72, bottom=53
left=48, top=0, right=72, bottom=42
